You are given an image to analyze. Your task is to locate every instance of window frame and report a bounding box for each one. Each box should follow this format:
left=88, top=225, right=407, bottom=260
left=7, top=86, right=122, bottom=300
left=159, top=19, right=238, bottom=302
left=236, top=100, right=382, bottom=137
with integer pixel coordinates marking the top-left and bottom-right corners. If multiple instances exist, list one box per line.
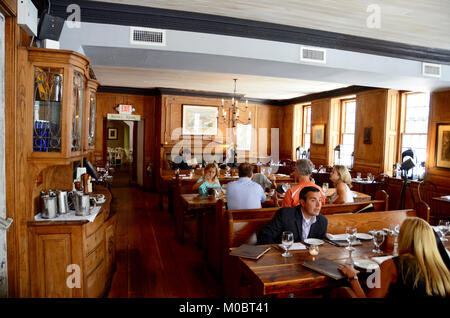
left=397, top=91, right=430, bottom=165
left=338, top=98, right=356, bottom=167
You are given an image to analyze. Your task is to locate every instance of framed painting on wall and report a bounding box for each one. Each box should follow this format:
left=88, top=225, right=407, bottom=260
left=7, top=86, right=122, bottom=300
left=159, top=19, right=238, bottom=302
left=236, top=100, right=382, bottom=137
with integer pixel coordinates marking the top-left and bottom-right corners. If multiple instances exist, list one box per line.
left=107, top=128, right=118, bottom=140
left=311, top=124, right=325, bottom=145
left=182, top=105, right=218, bottom=135
left=436, top=123, right=450, bottom=169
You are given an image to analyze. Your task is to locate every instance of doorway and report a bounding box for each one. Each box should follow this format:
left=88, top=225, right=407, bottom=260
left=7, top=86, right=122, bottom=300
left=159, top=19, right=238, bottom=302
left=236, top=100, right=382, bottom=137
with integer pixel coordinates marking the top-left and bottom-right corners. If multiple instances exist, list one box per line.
left=103, top=119, right=144, bottom=188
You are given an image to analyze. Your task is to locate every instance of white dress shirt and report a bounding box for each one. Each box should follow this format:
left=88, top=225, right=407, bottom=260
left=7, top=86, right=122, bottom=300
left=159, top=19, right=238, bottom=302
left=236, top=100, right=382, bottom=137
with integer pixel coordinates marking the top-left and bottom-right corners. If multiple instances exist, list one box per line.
left=226, top=177, right=266, bottom=210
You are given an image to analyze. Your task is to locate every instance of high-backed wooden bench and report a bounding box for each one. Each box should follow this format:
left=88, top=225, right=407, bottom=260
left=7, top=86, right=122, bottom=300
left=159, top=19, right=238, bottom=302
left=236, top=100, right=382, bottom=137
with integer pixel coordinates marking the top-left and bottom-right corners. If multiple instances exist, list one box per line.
left=326, top=209, right=416, bottom=234
left=321, top=190, right=389, bottom=215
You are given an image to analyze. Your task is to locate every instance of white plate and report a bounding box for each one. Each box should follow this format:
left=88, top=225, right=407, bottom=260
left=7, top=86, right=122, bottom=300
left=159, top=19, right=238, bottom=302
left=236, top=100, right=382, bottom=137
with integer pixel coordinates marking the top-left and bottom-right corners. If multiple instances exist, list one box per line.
left=356, top=233, right=373, bottom=240
left=353, top=259, right=379, bottom=270
left=304, top=238, right=324, bottom=245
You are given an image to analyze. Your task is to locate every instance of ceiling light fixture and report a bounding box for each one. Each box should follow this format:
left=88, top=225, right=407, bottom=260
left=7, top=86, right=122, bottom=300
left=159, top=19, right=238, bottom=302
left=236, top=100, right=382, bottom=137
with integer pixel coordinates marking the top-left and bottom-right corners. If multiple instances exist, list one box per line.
left=218, top=79, right=251, bottom=128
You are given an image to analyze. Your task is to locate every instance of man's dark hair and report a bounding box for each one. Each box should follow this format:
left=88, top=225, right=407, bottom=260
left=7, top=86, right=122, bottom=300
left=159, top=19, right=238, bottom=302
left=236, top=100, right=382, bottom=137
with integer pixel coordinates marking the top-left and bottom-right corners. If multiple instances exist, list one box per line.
left=238, top=163, right=253, bottom=177
left=299, top=186, right=320, bottom=201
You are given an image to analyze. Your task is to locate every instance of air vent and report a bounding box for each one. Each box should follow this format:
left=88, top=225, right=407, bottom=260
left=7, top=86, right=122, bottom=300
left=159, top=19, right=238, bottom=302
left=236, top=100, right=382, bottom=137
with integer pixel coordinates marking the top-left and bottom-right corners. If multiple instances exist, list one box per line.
left=422, top=62, right=441, bottom=78
left=300, top=46, right=326, bottom=64
left=130, top=27, right=166, bottom=46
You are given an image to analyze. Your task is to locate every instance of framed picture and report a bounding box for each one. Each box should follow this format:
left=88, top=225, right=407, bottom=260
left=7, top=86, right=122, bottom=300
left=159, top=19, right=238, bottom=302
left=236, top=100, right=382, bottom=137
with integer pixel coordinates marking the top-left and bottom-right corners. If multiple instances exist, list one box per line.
left=312, top=124, right=325, bottom=145
left=182, top=105, right=218, bottom=135
left=364, top=127, right=372, bottom=144
left=107, top=128, right=118, bottom=140
left=436, top=123, right=450, bottom=169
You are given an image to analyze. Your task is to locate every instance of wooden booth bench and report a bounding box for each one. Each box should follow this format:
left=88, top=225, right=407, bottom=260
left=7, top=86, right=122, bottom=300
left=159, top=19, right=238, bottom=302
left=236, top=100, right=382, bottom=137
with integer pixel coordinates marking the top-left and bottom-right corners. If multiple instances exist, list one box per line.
left=221, top=208, right=418, bottom=297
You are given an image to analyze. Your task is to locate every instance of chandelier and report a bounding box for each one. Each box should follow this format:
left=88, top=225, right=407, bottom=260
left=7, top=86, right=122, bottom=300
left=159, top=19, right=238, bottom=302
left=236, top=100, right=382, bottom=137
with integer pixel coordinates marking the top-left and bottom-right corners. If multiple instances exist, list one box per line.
left=218, top=79, right=251, bottom=128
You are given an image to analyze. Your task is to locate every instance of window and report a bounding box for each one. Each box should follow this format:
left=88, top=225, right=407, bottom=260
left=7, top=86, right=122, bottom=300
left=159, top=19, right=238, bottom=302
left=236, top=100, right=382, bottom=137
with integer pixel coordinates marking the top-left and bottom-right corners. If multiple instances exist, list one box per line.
left=400, top=92, right=430, bottom=164
left=340, top=99, right=356, bottom=167
left=303, top=105, right=312, bottom=151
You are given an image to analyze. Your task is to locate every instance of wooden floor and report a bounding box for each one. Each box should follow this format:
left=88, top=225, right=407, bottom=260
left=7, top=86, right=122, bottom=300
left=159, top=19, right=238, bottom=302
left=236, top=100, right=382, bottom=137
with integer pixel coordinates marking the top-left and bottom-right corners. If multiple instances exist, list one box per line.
left=107, top=166, right=223, bottom=297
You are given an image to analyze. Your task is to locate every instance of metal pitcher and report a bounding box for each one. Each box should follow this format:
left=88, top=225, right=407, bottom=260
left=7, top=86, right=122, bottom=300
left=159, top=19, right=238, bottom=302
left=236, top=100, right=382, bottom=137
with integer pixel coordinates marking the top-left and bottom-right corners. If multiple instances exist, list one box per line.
left=41, top=196, right=58, bottom=219
left=56, top=190, right=69, bottom=214
left=72, top=191, right=91, bottom=216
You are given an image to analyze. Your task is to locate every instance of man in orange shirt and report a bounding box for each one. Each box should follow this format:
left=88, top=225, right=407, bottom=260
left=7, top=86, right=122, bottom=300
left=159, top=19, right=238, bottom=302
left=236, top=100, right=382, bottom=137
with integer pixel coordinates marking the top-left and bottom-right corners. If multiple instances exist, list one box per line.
left=280, top=159, right=326, bottom=207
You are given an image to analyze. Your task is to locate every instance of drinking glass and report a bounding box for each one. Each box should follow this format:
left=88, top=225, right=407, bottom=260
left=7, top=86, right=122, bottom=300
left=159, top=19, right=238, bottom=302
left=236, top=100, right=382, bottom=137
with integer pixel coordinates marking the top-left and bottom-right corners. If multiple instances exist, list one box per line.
left=309, top=244, right=319, bottom=256
left=356, top=172, right=362, bottom=180
left=367, top=173, right=373, bottom=182
left=345, top=227, right=357, bottom=251
left=437, top=220, right=449, bottom=242
left=322, top=182, right=329, bottom=193
left=372, top=230, right=385, bottom=254
left=389, top=224, right=400, bottom=256
left=214, top=188, right=221, bottom=199
left=281, top=231, right=294, bottom=257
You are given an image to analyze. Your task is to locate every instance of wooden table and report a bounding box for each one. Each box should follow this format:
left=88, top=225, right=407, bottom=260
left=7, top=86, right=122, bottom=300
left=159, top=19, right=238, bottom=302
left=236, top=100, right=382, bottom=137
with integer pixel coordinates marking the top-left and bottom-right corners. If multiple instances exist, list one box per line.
left=351, top=178, right=379, bottom=196
left=176, top=188, right=371, bottom=244
left=236, top=240, right=450, bottom=297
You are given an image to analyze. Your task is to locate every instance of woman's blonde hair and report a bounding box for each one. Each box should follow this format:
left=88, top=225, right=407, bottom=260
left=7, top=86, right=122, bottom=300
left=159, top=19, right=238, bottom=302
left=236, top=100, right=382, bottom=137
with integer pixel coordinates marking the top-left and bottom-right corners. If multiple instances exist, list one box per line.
left=397, top=217, right=450, bottom=297
left=204, top=163, right=219, bottom=181
left=332, top=165, right=352, bottom=188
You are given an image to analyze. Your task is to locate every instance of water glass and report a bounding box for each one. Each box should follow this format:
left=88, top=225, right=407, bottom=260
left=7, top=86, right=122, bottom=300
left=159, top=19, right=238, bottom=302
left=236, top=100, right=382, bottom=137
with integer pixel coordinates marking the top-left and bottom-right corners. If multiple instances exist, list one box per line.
left=356, top=172, right=362, bottom=180
left=214, top=188, right=221, bottom=199
left=371, top=230, right=385, bottom=254
left=281, top=231, right=294, bottom=257
left=345, top=227, right=357, bottom=251
left=367, top=173, right=373, bottom=182
left=322, top=182, right=329, bottom=193
left=438, top=220, right=449, bottom=242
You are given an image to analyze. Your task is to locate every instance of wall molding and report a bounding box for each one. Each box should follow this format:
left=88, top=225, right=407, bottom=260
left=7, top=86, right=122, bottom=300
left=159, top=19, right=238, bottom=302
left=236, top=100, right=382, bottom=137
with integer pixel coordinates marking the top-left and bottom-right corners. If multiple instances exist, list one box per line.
left=48, top=0, right=450, bottom=65
left=98, top=85, right=380, bottom=106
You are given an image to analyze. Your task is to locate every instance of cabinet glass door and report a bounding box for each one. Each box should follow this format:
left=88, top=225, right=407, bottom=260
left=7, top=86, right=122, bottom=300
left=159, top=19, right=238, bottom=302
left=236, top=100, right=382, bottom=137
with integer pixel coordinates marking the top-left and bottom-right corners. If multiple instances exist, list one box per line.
left=33, top=67, right=63, bottom=152
left=71, top=71, right=84, bottom=152
left=88, top=92, right=96, bottom=147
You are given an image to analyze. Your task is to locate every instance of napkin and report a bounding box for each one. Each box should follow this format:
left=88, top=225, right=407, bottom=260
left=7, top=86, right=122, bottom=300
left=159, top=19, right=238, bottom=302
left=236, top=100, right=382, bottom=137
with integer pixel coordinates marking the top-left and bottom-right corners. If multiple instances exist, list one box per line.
left=326, top=233, right=348, bottom=241
left=279, top=242, right=307, bottom=250
left=371, top=255, right=394, bottom=265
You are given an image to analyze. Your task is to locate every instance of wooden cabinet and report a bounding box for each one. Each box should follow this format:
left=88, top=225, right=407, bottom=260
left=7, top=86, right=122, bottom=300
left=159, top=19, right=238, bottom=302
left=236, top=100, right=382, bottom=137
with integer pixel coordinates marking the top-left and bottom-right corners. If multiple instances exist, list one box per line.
left=27, top=48, right=97, bottom=165
left=28, top=191, right=116, bottom=298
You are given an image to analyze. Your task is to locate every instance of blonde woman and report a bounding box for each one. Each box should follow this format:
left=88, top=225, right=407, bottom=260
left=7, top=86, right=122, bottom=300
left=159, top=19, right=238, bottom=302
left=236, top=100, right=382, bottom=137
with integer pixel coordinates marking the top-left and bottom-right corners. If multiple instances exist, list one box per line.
left=338, top=217, right=450, bottom=298
left=328, top=165, right=354, bottom=204
left=192, top=163, right=221, bottom=195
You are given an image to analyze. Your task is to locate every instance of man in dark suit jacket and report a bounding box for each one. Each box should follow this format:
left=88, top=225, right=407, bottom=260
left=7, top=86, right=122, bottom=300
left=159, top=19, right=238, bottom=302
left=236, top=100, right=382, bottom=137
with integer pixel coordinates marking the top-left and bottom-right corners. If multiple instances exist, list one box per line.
left=257, top=186, right=328, bottom=244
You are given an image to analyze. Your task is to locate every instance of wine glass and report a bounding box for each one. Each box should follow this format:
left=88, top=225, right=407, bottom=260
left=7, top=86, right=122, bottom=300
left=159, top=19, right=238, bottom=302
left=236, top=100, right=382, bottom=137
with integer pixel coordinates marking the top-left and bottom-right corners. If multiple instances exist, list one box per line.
left=345, top=227, right=357, bottom=251
left=437, top=220, right=449, bottom=242
left=214, top=187, right=221, bottom=199
left=367, top=173, right=373, bottom=182
left=281, top=231, right=294, bottom=257
left=322, top=182, right=329, bottom=193
left=389, top=223, right=400, bottom=255
left=372, top=230, right=385, bottom=254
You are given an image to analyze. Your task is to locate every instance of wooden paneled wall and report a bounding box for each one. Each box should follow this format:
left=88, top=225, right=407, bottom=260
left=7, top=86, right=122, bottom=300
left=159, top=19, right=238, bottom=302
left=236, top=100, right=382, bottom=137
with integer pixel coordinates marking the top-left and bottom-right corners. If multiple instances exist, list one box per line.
left=96, top=92, right=157, bottom=190
left=159, top=94, right=283, bottom=163
left=426, top=90, right=450, bottom=187
left=353, top=89, right=399, bottom=175
left=309, top=98, right=332, bottom=166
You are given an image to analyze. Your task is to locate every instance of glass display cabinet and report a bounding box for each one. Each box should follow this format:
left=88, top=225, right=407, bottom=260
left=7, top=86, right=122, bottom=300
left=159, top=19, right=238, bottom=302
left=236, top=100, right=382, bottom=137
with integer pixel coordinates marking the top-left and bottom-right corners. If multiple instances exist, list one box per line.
left=84, top=79, right=99, bottom=152
left=28, top=48, right=97, bottom=164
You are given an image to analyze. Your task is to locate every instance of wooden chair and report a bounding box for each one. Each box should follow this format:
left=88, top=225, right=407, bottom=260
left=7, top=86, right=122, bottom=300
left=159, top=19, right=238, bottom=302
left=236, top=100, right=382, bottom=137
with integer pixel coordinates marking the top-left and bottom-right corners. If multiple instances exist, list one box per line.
left=414, top=200, right=430, bottom=223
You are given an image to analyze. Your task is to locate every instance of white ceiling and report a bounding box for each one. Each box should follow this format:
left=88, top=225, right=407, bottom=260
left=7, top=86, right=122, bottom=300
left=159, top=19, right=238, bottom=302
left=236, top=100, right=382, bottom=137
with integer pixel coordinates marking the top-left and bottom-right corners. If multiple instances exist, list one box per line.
left=93, top=66, right=348, bottom=99
left=60, top=1, right=450, bottom=99
left=93, top=0, right=450, bottom=50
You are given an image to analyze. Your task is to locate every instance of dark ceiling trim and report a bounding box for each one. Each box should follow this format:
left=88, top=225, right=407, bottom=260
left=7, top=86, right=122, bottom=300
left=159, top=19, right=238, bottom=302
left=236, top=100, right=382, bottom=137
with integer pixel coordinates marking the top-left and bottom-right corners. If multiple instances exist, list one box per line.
left=97, top=85, right=380, bottom=106
left=97, top=86, right=159, bottom=96
left=50, top=0, right=450, bottom=65
left=278, top=85, right=380, bottom=105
